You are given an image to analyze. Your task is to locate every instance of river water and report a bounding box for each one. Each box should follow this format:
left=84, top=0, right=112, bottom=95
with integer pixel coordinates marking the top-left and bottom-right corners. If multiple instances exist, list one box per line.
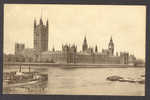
left=3, top=65, right=145, bottom=96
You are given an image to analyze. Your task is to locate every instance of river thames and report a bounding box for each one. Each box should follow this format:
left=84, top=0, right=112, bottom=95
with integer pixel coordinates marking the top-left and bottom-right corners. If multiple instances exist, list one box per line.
left=3, top=65, right=145, bottom=96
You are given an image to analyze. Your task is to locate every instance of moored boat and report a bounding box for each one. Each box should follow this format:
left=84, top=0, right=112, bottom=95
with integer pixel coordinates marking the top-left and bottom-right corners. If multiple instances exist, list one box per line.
left=3, top=65, right=48, bottom=88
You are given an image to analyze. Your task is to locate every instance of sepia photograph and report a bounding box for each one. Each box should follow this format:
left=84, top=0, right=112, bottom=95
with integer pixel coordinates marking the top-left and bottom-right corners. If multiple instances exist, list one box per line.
left=3, top=4, right=146, bottom=96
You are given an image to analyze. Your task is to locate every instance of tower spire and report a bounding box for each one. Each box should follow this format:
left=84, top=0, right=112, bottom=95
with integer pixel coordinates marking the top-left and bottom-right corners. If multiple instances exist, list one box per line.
left=95, top=45, right=98, bottom=53
left=34, top=17, right=36, bottom=28
left=82, top=35, right=88, bottom=52
left=52, top=45, right=55, bottom=52
left=110, top=36, right=113, bottom=42
left=108, top=36, right=114, bottom=56
left=84, top=35, right=87, bottom=44
left=40, top=9, right=43, bottom=25
left=46, top=19, right=48, bottom=27
left=34, top=13, right=48, bottom=52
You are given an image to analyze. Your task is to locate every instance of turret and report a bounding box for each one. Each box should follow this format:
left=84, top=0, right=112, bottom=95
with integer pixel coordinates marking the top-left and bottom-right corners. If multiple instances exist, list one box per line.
left=34, top=18, right=36, bottom=28
left=84, top=36, right=87, bottom=44
left=116, top=52, right=118, bottom=56
left=15, top=43, right=25, bottom=55
left=46, top=19, right=48, bottom=27
left=82, top=36, right=88, bottom=52
left=95, top=45, right=98, bottom=53
left=52, top=46, right=55, bottom=52
left=40, top=17, right=43, bottom=25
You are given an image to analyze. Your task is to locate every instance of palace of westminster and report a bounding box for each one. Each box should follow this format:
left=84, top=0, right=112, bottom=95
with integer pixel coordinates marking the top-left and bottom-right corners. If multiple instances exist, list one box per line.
left=4, top=17, right=136, bottom=64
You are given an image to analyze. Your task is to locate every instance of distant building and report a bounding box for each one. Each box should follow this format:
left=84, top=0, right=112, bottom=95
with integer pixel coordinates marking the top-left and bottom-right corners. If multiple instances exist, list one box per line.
left=11, top=17, right=49, bottom=62
left=34, top=17, right=48, bottom=52
left=95, top=45, right=98, bottom=53
left=15, top=43, right=25, bottom=55
left=82, top=36, right=88, bottom=52
left=36, top=36, right=136, bottom=64
left=4, top=17, right=138, bottom=65
left=108, top=36, right=114, bottom=56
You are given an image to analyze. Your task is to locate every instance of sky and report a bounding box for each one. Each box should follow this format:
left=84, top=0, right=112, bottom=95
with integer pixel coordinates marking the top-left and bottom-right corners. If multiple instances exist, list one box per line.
left=4, top=4, right=146, bottom=60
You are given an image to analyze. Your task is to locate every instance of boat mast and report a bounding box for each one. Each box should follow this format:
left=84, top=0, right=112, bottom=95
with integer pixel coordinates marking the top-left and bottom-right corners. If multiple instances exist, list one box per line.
left=29, top=64, right=31, bottom=72
left=19, top=65, right=22, bottom=72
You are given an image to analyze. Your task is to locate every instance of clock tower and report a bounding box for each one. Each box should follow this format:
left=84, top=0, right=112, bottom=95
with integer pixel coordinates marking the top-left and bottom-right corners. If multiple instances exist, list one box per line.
left=108, top=36, right=114, bottom=56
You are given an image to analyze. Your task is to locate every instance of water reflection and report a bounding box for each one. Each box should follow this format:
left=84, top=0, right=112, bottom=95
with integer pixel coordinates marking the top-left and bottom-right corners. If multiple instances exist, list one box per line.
left=3, top=66, right=145, bottom=96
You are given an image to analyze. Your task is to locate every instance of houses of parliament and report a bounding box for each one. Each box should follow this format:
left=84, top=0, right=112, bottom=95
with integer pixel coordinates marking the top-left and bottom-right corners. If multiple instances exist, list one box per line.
left=4, top=17, right=136, bottom=64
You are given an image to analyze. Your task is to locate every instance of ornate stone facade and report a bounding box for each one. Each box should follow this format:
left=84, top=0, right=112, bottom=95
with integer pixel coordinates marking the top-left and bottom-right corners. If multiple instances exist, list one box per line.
left=5, top=18, right=137, bottom=65
left=34, top=18, right=48, bottom=52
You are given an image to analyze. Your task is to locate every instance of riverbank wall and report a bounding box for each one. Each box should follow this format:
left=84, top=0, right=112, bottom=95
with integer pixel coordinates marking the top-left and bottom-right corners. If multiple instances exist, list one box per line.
left=3, top=62, right=145, bottom=68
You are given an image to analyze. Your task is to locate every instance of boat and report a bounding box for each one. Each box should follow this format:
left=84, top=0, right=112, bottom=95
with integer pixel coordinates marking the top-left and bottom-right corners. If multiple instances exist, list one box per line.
left=3, top=65, right=48, bottom=88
